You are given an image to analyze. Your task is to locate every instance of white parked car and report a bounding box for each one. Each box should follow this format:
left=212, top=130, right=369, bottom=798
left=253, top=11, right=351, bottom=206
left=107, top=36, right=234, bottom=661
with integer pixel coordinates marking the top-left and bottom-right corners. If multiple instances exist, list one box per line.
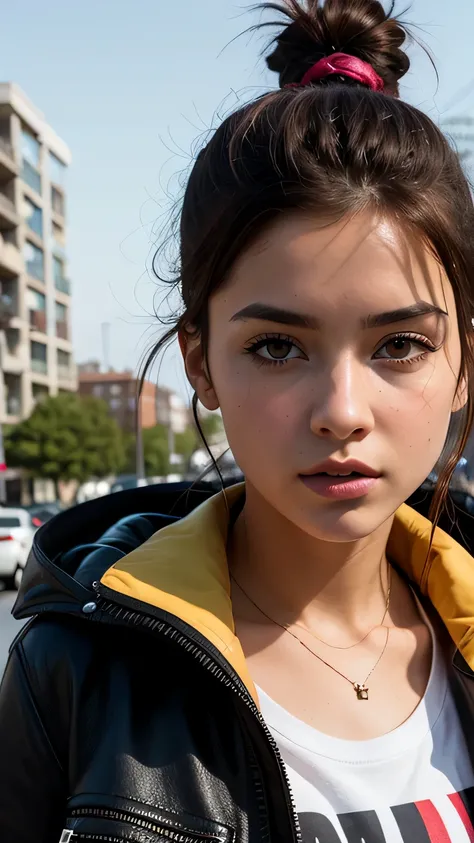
left=0, top=508, right=36, bottom=590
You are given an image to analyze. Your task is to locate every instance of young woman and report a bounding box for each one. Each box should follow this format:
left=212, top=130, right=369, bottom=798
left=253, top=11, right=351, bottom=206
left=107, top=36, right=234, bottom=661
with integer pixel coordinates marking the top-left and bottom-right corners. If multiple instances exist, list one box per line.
left=1, top=1, right=474, bottom=841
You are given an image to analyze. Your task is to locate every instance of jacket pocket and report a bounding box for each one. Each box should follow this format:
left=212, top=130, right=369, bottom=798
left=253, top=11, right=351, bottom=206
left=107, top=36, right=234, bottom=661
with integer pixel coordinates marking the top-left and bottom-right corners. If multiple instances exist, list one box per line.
left=61, top=797, right=234, bottom=843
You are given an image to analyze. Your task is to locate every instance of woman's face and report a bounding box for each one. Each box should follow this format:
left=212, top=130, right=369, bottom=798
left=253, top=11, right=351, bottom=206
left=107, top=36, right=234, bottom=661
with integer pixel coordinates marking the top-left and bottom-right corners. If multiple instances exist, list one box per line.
left=189, top=211, right=463, bottom=541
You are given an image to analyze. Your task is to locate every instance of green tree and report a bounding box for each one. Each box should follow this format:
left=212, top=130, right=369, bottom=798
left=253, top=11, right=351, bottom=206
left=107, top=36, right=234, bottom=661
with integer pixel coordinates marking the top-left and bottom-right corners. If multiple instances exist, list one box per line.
left=141, top=425, right=170, bottom=476
left=199, top=412, right=223, bottom=443
left=5, top=393, right=126, bottom=497
left=174, top=427, right=198, bottom=466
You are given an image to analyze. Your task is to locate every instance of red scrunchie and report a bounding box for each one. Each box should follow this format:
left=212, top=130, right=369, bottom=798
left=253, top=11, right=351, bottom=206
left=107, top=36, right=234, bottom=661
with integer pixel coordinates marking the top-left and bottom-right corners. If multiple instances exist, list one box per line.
left=287, top=52, right=385, bottom=93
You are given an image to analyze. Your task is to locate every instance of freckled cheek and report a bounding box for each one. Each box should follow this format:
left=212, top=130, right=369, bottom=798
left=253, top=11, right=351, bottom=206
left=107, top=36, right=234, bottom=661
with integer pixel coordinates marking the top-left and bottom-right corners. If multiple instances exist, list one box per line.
left=213, top=361, right=302, bottom=450
left=376, top=374, right=454, bottom=451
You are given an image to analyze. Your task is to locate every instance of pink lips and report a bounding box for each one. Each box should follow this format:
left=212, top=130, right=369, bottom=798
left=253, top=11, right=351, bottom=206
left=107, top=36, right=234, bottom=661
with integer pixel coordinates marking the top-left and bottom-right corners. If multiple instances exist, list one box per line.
left=300, top=473, right=379, bottom=500
left=299, top=459, right=381, bottom=500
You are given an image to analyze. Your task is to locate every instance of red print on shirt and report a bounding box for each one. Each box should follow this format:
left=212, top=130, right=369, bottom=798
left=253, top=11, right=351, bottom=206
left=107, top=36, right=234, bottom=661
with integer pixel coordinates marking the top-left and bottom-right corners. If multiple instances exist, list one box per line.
left=299, top=786, right=474, bottom=842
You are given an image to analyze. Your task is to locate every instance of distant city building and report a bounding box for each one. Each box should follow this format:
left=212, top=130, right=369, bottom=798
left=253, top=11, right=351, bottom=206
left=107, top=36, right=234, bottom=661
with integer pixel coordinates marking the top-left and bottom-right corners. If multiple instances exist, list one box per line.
left=78, top=370, right=157, bottom=433
left=156, top=386, right=191, bottom=434
left=0, top=82, right=75, bottom=422
left=78, top=367, right=192, bottom=436
left=77, top=360, right=101, bottom=375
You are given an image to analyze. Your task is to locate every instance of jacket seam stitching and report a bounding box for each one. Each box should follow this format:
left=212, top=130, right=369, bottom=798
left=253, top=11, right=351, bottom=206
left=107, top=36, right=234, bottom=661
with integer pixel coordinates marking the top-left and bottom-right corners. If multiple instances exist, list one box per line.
left=15, top=639, right=65, bottom=774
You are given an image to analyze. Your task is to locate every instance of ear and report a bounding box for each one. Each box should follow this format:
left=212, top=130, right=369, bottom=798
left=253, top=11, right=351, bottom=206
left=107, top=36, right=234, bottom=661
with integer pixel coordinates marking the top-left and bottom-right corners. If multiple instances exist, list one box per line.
left=452, top=373, right=468, bottom=413
left=179, top=328, right=220, bottom=411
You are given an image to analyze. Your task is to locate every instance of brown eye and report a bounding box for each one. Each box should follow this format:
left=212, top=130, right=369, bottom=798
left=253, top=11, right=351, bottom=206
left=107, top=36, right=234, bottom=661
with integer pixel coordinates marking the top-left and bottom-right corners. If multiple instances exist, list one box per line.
left=385, top=338, right=412, bottom=359
left=248, top=336, right=306, bottom=365
left=266, top=340, right=292, bottom=359
left=374, top=333, right=434, bottom=363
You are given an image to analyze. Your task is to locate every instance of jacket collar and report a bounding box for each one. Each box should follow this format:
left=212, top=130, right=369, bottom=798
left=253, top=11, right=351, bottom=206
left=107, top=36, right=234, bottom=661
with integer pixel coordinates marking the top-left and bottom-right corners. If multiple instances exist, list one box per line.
left=101, top=484, right=474, bottom=702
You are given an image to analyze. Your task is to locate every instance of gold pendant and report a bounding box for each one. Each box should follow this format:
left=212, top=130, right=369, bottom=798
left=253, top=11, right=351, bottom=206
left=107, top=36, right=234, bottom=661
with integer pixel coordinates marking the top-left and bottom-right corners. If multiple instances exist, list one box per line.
left=353, top=683, right=369, bottom=700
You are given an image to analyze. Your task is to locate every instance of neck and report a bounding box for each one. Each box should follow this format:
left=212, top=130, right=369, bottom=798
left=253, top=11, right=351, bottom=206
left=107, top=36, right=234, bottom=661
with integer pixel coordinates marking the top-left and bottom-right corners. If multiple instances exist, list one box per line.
left=228, top=484, right=394, bottom=636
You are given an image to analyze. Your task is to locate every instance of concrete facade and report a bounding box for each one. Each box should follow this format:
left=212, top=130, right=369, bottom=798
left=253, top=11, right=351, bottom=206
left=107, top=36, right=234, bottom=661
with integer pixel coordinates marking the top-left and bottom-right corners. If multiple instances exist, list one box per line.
left=0, top=83, right=76, bottom=424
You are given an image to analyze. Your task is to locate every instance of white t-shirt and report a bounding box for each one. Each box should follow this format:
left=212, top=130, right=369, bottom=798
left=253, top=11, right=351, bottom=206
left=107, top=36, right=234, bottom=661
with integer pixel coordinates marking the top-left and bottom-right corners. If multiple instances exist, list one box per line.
left=257, top=607, right=474, bottom=843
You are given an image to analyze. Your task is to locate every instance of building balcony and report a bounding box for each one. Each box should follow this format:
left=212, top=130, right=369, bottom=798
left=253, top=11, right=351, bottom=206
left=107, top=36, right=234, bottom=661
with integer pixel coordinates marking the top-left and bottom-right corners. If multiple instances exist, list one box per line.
left=0, top=193, right=20, bottom=229
left=2, top=351, right=23, bottom=375
left=0, top=235, right=23, bottom=277
left=31, top=359, right=48, bottom=376
left=0, top=137, right=19, bottom=181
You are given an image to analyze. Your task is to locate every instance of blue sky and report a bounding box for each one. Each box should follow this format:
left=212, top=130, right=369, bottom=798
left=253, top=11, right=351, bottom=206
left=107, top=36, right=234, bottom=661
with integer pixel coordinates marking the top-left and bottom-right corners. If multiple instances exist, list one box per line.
left=2, top=0, right=473, bottom=395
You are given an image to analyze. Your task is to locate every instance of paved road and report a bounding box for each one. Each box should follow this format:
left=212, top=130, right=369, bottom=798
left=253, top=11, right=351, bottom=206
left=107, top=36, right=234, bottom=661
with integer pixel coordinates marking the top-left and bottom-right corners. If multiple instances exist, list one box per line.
left=0, top=589, right=24, bottom=679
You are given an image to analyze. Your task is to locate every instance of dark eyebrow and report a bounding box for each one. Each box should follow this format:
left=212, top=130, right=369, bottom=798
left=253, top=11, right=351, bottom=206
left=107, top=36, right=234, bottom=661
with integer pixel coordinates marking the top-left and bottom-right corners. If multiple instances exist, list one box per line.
left=230, top=303, right=316, bottom=328
left=364, top=302, right=448, bottom=328
left=230, top=301, right=448, bottom=329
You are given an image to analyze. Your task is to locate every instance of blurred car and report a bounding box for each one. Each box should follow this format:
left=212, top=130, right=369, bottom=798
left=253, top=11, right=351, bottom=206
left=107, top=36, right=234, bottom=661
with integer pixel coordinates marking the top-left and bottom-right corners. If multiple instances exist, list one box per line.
left=24, top=502, right=62, bottom=528
left=0, top=508, right=37, bottom=590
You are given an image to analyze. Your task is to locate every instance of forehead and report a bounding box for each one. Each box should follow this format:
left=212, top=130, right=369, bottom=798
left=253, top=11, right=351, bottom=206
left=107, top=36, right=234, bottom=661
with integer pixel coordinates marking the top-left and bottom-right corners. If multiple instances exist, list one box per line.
left=217, top=211, right=451, bottom=318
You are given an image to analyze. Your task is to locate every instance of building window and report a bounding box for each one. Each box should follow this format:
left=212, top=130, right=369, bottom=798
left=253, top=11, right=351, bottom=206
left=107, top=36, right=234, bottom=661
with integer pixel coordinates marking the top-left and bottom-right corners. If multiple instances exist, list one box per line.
left=21, top=127, right=40, bottom=167
left=5, top=327, right=20, bottom=356
left=24, top=240, right=44, bottom=281
left=21, top=127, right=41, bottom=194
left=92, top=384, right=103, bottom=397
left=52, top=221, right=66, bottom=257
left=0, top=277, right=17, bottom=321
left=32, top=383, right=49, bottom=404
left=51, top=185, right=65, bottom=217
left=22, top=160, right=41, bottom=194
left=57, top=349, right=71, bottom=379
left=110, top=384, right=122, bottom=396
left=31, top=340, right=47, bottom=374
left=49, top=153, right=66, bottom=187
left=55, top=301, right=68, bottom=340
left=4, top=373, right=22, bottom=417
left=55, top=301, right=66, bottom=321
left=23, top=196, right=43, bottom=238
left=27, top=288, right=47, bottom=333
left=110, top=398, right=122, bottom=410
left=53, top=255, right=69, bottom=294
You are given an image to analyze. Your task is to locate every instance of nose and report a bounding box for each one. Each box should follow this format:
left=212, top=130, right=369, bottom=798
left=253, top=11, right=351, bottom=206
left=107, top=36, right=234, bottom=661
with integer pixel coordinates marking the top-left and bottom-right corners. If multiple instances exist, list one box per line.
left=310, top=353, right=375, bottom=442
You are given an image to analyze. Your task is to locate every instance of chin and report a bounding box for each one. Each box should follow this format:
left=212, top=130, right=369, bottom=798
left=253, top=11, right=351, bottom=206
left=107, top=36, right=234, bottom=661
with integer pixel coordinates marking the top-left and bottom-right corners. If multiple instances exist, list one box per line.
left=285, top=495, right=397, bottom=544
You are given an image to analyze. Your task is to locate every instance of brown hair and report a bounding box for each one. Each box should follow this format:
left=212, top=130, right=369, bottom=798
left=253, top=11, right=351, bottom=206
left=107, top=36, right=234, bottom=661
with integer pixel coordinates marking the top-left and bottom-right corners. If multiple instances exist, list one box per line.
left=144, top=0, right=474, bottom=526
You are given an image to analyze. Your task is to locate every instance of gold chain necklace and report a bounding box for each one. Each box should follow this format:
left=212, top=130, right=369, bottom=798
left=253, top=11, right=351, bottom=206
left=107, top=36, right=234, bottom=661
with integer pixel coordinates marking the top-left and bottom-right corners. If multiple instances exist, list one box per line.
left=291, top=560, right=391, bottom=650
left=232, top=574, right=391, bottom=701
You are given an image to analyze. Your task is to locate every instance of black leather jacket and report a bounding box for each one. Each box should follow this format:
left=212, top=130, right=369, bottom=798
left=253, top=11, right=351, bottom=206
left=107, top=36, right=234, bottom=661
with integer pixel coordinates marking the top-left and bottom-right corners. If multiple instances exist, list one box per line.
left=0, top=482, right=473, bottom=843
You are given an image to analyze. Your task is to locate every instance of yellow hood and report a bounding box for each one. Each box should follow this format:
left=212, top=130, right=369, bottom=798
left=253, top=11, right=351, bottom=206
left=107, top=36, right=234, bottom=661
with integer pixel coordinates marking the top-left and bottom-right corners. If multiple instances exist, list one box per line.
left=101, top=484, right=474, bottom=705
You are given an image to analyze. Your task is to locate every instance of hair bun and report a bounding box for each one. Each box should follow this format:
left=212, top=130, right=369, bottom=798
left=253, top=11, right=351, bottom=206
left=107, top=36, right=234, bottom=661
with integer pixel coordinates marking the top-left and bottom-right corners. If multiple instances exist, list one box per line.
left=264, top=0, right=410, bottom=96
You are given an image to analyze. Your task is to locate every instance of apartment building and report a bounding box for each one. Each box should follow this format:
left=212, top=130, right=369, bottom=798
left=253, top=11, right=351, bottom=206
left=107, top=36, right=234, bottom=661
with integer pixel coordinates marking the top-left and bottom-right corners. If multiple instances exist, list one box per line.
left=0, top=82, right=76, bottom=423
left=78, top=364, right=191, bottom=436
left=78, top=368, right=158, bottom=433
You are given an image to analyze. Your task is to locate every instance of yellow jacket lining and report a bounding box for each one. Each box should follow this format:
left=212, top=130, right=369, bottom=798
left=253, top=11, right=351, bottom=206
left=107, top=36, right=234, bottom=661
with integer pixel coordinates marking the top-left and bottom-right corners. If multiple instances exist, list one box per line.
left=101, top=485, right=474, bottom=705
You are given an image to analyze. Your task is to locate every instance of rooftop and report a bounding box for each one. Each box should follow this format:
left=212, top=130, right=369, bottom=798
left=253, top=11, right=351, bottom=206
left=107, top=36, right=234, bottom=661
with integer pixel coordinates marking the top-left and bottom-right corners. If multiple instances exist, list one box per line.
left=0, top=82, right=71, bottom=165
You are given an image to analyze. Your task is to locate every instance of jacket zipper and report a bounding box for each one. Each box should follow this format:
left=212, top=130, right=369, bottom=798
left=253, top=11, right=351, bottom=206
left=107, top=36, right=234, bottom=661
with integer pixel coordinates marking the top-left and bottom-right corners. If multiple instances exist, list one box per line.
left=91, top=583, right=301, bottom=843
left=65, top=805, right=227, bottom=842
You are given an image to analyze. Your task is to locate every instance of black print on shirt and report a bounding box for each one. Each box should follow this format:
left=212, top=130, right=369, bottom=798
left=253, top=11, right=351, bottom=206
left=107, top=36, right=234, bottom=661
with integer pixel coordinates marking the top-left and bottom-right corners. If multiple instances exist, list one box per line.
left=298, top=785, right=474, bottom=842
